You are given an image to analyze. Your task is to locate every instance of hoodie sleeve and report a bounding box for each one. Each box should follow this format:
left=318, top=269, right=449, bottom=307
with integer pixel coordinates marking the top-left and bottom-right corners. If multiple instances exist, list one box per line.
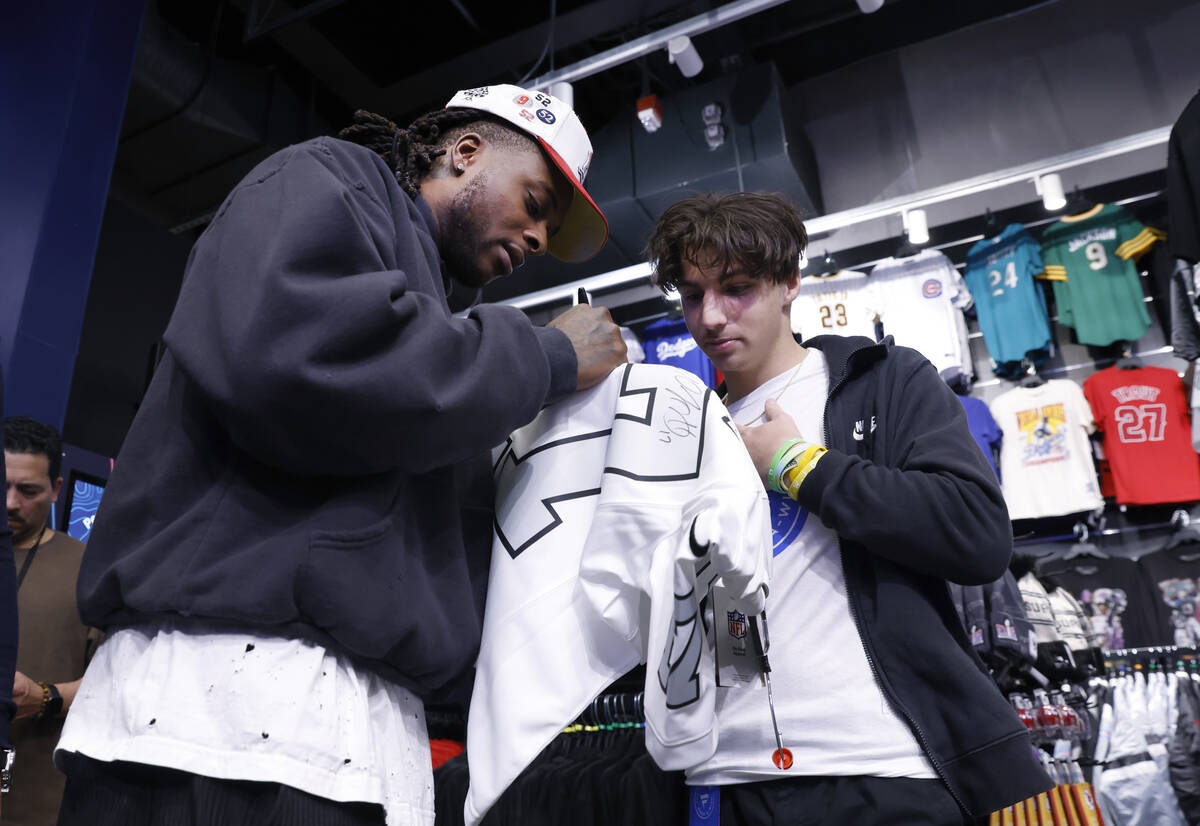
left=796, top=352, right=1012, bottom=585
left=162, top=139, right=574, bottom=477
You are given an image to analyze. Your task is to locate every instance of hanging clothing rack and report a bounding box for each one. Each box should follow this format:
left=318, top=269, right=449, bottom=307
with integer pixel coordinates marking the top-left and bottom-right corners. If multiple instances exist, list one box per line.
left=1015, top=509, right=1200, bottom=548
left=497, top=126, right=1171, bottom=313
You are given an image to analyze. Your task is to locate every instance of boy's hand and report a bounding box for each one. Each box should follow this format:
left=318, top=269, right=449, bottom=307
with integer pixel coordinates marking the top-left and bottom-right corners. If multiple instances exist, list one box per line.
left=736, top=399, right=803, bottom=483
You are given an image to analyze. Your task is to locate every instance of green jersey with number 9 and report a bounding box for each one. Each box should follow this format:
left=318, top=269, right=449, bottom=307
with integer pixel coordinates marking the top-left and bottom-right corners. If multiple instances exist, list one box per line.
left=1040, top=203, right=1165, bottom=346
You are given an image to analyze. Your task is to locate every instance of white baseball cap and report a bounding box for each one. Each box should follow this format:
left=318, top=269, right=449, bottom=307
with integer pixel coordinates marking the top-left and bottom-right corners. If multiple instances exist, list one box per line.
left=445, top=84, right=609, bottom=263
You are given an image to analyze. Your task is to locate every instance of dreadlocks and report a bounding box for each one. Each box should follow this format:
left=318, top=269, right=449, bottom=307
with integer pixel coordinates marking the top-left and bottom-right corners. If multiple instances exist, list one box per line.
left=338, top=108, right=538, bottom=198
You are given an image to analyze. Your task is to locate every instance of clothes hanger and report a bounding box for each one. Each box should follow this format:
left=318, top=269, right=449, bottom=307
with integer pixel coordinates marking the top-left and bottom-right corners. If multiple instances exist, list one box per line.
left=1061, top=521, right=1107, bottom=561
left=1062, top=186, right=1097, bottom=217
left=1019, top=358, right=1046, bottom=388
left=1166, top=509, right=1200, bottom=560
left=816, top=249, right=839, bottom=278
left=982, top=208, right=1002, bottom=239
left=1115, top=341, right=1143, bottom=370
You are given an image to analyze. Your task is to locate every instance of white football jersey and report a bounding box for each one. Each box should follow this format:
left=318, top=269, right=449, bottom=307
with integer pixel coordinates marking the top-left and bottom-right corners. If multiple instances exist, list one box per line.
left=870, top=251, right=973, bottom=383
left=464, top=364, right=772, bottom=826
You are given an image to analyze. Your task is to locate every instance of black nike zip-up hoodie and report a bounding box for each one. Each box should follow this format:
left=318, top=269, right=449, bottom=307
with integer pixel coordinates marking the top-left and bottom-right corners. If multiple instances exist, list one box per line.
left=797, top=334, right=1052, bottom=817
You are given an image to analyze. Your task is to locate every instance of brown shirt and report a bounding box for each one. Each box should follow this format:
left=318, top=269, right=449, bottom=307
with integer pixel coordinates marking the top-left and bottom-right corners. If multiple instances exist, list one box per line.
left=5, top=531, right=97, bottom=826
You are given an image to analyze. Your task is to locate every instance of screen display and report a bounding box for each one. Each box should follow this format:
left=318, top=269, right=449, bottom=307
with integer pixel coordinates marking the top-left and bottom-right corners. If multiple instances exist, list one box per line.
left=66, top=477, right=105, bottom=543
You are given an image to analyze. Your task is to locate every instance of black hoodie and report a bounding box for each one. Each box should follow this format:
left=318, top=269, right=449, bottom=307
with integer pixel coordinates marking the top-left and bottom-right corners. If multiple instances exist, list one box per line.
left=75, top=138, right=577, bottom=702
left=798, top=334, right=1052, bottom=817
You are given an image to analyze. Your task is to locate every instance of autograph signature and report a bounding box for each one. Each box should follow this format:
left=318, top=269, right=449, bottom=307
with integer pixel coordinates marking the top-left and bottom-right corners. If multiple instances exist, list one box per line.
left=658, top=375, right=707, bottom=442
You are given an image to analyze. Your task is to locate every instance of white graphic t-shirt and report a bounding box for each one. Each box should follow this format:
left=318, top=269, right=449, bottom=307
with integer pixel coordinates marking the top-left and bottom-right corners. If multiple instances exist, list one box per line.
left=990, top=380, right=1103, bottom=520
left=687, top=350, right=934, bottom=784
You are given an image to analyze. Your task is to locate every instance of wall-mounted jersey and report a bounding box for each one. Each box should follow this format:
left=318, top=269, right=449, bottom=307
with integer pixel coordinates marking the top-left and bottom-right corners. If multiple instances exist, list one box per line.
left=870, top=250, right=973, bottom=386
left=990, top=380, right=1102, bottom=520
left=1135, top=543, right=1200, bottom=649
left=640, top=316, right=718, bottom=389
left=1037, top=556, right=1162, bottom=649
left=464, top=363, right=771, bottom=826
left=791, top=269, right=879, bottom=340
left=1082, top=365, right=1200, bottom=505
left=964, top=224, right=1053, bottom=367
left=1040, top=204, right=1165, bottom=346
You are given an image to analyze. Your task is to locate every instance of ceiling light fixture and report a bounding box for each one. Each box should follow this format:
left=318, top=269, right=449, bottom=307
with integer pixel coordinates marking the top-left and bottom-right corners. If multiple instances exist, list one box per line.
left=903, top=209, right=929, bottom=245
left=549, top=81, right=574, bottom=109
left=855, top=0, right=885, bottom=12
left=667, top=35, right=704, bottom=78
left=1036, top=172, right=1067, bottom=211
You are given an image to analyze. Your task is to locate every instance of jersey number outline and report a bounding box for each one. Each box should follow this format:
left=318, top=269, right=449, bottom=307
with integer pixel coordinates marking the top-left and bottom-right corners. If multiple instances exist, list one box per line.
left=988, top=261, right=1019, bottom=297
left=819, top=303, right=848, bottom=328
left=1114, top=403, right=1167, bottom=443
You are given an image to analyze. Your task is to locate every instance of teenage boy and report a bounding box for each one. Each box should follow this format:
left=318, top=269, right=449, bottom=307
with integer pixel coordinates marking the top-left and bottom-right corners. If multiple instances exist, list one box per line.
left=645, top=192, right=1051, bottom=824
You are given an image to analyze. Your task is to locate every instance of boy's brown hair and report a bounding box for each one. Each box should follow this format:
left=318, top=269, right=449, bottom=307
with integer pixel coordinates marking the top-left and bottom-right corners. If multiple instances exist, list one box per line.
left=645, top=192, right=809, bottom=293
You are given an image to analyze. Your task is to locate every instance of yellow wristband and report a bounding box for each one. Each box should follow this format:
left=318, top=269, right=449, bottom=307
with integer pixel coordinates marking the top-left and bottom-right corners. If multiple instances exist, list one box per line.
left=781, top=446, right=826, bottom=498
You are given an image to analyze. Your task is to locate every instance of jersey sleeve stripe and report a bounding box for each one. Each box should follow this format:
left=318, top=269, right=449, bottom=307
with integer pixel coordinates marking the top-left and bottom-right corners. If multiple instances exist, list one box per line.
left=1116, top=229, right=1160, bottom=260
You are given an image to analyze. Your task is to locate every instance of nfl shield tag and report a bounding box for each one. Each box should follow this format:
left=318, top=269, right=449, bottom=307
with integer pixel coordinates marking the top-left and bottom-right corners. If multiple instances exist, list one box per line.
left=713, top=584, right=764, bottom=687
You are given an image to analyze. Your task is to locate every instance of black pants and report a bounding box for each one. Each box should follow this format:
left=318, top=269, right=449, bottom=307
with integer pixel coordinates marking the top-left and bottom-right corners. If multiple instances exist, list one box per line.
left=717, top=774, right=969, bottom=825
left=55, top=752, right=387, bottom=826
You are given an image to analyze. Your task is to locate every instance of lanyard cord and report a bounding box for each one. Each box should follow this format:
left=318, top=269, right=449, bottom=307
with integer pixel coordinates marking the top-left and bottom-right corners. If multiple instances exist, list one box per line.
left=15, top=527, right=47, bottom=592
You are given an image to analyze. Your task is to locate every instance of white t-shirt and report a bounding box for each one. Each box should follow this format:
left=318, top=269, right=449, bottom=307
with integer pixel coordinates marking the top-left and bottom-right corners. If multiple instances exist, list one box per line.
left=56, top=622, right=434, bottom=826
left=687, top=350, right=935, bottom=785
left=791, top=270, right=879, bottom=341
left=990, top=380, right=1103, bottom=520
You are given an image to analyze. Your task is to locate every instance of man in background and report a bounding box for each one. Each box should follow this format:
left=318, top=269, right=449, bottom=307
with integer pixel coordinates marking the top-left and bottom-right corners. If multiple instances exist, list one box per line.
left=3, top=416, right=93, bottom=825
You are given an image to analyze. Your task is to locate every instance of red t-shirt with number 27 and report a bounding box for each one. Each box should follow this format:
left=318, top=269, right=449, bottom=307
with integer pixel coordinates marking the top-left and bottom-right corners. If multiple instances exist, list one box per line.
left=1083, top=365, right=1200, bottom=505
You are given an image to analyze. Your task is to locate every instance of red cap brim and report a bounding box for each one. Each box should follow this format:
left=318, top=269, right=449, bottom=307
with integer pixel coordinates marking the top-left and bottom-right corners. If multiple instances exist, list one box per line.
left=538, top=138, right=609, bottom=263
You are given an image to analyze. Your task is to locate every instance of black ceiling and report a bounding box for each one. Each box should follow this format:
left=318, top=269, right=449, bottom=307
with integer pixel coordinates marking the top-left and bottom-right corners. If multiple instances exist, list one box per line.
left=112, top=0, right=1053, bottom=261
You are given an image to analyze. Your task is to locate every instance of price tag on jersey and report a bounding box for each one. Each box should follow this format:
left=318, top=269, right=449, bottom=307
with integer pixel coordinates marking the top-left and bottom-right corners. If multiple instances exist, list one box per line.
left=713, top=584, right=764, bottom=687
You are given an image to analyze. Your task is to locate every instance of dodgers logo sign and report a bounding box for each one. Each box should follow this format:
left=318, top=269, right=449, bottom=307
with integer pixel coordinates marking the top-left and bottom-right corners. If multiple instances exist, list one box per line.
left=768, top=490, right=807, bottom=556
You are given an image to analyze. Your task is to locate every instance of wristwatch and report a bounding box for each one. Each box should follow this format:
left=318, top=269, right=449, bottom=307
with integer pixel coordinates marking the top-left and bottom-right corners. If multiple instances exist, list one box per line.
left=1, top=747, right=14, bottom=793
left=35, top=682, right=62, bottom=720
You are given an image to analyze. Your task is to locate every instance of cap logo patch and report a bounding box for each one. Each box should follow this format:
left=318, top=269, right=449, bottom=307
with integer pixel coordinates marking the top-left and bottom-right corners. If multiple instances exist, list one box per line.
left=518, top=109, right=535, bottom=122
left=461, top=87, right=489, bottom=100
left=536, top=108, right=556, bottom=124
left=576, top=151, right=592, bottom=182
left=513, top=94, right=530, bottom=105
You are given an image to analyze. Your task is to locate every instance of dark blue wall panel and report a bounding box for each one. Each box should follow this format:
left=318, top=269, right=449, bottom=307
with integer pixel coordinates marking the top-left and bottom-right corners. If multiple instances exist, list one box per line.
left=0, top=1, right=146, bottom=428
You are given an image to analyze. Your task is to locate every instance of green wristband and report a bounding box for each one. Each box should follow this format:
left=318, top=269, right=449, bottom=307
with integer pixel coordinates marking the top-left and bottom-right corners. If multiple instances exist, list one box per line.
left=767, top=438, right=806, bottom=494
